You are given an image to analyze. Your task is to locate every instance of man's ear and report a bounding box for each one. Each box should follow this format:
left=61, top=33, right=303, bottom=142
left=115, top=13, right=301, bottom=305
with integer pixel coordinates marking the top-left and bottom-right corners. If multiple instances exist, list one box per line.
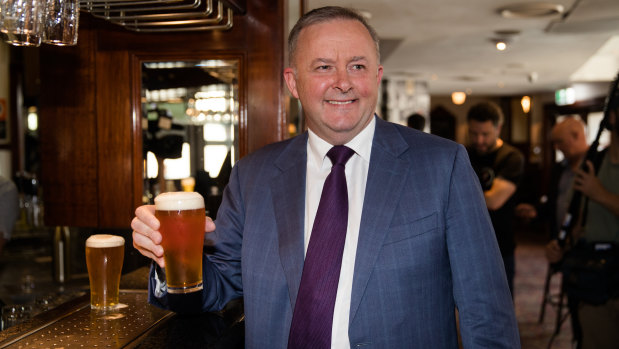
left=283, top=67, right=300, bottom=99
left=376, top=65, right=383, bottom=85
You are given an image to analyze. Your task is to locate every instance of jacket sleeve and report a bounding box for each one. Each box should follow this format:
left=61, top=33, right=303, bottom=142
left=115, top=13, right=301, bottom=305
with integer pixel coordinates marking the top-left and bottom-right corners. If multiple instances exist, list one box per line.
left=446, top=145, right=521, bottom=348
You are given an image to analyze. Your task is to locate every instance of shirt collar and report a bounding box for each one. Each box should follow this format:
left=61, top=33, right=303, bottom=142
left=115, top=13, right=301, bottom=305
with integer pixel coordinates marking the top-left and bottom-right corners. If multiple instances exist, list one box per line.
left=308, top=116, right=376, bottom=168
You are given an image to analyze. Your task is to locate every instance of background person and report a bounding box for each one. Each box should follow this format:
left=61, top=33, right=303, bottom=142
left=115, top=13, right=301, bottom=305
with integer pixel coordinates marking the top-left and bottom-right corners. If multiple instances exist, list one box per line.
left=545, top=98, right=619, bottom=349
left=132, top=7, right=520, bottom=348
left=466, top=102, right=525, bottom=297
left=516, top=117, right=589, bottom=234
left=515, top=116, right=589, bottom=346
left=406, top=112, right=426, bottom=131
left=0, top=175, right=19, bottom=255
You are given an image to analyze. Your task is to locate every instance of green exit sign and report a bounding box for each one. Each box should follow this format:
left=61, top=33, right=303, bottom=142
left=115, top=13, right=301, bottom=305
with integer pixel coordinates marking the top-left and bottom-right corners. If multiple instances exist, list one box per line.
left=555, top=87, right=575, bottom=106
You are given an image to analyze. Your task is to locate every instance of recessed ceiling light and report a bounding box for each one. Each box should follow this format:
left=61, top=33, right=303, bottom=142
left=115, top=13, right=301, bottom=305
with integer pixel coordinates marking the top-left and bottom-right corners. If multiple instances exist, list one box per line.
left=489, top=29, right=519, bottom=51
left=498, top=2, right=564, bottom=18
left=494, top=29, right=521, bottom=37
left=489, top=37, right=512, bottom=50
left=451, top=92, right=466, bottom=105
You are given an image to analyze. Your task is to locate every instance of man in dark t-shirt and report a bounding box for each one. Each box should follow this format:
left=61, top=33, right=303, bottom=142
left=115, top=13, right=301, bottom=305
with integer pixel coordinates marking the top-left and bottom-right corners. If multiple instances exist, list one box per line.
left=466, top=102, right=524, bottom=297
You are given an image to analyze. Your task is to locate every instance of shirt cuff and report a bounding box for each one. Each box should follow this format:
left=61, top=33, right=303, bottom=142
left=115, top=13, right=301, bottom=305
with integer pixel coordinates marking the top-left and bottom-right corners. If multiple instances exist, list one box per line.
left=152, top=263, right=168, bottom=298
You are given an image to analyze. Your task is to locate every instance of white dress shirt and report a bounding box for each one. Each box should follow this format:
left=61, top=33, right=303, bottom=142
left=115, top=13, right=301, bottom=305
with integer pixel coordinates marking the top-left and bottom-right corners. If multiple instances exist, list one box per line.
left=305, top=117, right=375, bottom=349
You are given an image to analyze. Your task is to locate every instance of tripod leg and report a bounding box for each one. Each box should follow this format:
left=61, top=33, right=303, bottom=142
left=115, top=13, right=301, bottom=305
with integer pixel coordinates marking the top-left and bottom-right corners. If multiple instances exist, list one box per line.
left=539, top=264, right=554, bottom=323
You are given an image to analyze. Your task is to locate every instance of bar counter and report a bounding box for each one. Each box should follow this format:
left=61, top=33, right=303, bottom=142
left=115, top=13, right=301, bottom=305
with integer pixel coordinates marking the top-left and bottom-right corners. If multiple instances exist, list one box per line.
left=0, top=290, right=245, bottom=348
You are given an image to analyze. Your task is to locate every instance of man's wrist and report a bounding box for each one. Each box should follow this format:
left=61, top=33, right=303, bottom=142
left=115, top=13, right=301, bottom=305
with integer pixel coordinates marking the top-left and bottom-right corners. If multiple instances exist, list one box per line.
left=153, top=262, right=168, bottom=297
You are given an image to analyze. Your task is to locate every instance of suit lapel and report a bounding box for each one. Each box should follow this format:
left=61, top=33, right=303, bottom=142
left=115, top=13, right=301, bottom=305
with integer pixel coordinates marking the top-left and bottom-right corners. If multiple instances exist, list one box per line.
left=349, top=118, right=411, bottom=323
left=268, top=121, right=411, bottom=320
left=270, top=133, right=308, bottom=309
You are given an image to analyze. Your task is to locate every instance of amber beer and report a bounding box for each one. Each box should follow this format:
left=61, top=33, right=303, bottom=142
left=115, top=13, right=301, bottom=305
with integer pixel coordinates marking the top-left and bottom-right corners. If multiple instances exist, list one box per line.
left=155, top=191, right=205, bottom=293
left=85, top=234, right=125, bottom=310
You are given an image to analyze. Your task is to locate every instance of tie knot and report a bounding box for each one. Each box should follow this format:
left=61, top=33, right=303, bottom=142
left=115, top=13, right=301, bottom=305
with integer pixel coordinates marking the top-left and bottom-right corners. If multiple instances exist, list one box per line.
left=327, top=145, right=355, bottom=167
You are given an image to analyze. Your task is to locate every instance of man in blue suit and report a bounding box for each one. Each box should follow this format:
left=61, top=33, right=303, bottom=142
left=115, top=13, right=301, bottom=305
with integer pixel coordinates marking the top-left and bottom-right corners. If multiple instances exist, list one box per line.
left=132, top=6, right=520, bottom=348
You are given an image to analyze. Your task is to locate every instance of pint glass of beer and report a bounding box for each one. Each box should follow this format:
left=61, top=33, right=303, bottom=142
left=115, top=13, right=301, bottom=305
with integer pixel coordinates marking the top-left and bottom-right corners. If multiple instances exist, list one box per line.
left=155, top=191, right=206, bottom=294
left=85, top=234, right=125, bottom=310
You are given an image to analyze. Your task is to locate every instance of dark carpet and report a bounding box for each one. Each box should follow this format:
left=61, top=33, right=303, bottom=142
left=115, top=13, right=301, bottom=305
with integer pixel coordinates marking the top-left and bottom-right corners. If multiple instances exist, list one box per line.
left=515, top=237, right=574, bottom=349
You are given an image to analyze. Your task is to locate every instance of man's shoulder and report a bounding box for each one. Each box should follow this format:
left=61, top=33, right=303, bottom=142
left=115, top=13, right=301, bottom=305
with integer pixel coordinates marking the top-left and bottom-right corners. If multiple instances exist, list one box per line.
left=494, top=142, right=525, bottom=168
left=498, top=142, right=524, bottom=159
left=0, top=177, right=17, bottom=196
left=494, top=142, right=525, bottom=180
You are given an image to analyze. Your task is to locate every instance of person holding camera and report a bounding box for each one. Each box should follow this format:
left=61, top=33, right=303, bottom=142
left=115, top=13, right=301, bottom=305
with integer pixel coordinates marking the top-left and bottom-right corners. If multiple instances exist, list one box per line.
left=546, top=96, right=619, bottom=349
left=466, top=102, right=525, bottom=297
left=0, top=175, right=19, bottom=255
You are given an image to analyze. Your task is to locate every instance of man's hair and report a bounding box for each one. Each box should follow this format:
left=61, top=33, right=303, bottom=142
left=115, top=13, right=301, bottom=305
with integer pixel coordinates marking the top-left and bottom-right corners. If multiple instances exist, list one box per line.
left=467, top=102, right=504, bottom=126
left=288, top=6, right=380, bottom=66
left=607, top=79, right=619, bottom=135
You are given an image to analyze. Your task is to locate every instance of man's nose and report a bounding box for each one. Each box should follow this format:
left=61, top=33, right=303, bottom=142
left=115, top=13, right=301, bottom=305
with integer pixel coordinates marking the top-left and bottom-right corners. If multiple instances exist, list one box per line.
left=332, top=70, right=352, bottom=92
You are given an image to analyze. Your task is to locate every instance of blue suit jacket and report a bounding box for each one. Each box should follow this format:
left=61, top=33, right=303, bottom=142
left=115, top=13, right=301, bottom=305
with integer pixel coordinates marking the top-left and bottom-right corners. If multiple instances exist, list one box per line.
left=150, top=117, right=520, bottom=348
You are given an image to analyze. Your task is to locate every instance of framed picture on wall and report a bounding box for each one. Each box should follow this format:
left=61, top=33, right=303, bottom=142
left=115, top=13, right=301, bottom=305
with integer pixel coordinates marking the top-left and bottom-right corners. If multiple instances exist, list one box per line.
left=0, top=98, right=8, bottom=144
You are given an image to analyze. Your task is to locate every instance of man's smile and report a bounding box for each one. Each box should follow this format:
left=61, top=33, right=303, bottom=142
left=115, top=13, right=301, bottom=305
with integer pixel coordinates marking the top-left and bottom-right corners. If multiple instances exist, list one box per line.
left=326, top=99, right=356, bottom=105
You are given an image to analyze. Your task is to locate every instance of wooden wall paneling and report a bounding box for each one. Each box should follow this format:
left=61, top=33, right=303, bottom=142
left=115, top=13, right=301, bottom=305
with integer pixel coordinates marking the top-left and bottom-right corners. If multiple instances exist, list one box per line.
left=8, top=56, right=22, bottom=175
left=95, top=50, right=136, bottom=227
left=39, top=19, right=99, bottom=227
left=130, top=53, right=145, bottom=225
left=245, top=0, right=287, bottom=154
left=37, top=0, right=287, bottom=228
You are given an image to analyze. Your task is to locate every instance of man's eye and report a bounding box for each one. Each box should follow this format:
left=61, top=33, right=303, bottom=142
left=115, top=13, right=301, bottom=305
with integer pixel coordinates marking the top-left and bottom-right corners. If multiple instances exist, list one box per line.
left=316, top=65, right=331, bottom=70
left=351, top=64, right=365, bottom=70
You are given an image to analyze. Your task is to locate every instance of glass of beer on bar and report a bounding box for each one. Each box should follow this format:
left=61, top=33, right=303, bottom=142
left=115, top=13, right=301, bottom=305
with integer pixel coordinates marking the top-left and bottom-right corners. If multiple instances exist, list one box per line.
left=85, top=234, right=125, bottom=310
left=155, top=191, right=206, bottom=294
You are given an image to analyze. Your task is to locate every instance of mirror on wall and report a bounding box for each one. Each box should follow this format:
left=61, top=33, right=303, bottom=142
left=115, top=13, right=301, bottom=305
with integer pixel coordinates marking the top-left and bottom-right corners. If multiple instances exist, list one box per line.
left=140, top=59, right=239, bottom=217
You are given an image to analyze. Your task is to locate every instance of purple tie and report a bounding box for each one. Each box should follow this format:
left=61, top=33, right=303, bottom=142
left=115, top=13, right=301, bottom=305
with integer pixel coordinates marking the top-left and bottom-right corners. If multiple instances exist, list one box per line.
left=288, top=145, right=356, bottom=349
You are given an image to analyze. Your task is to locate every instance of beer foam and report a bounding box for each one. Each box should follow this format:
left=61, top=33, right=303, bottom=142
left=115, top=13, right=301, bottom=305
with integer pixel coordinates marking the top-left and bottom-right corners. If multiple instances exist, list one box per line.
left=155, top=191, right=205, bottom=211
left=86, top=234, right=125, bottom=248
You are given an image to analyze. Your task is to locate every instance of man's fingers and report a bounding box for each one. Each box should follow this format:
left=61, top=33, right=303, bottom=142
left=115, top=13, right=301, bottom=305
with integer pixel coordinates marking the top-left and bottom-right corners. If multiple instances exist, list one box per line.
left=132, top=230, right=165, bottom=268
left=205, top=216, right=216, bottom=233
left=135, top=205, right=159, bottom=229
left=131, top=205, right=167, bottom=268
left=132, top=230, right=164, bottom=257
left=131, top=216, right=163, bottom=245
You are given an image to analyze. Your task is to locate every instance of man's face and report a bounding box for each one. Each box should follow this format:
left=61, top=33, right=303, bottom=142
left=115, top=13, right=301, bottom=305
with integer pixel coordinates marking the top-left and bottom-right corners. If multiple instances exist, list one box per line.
left=550, top=129, right=576, bottom=159
left=468, top=120, right=500, bottom=154
left=284, top=19, right=383, bottom=145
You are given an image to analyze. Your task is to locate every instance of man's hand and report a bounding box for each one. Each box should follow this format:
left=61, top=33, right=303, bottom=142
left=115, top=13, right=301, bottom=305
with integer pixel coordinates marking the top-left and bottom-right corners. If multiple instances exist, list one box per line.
left=131, top=205, right=216, bottom=268
left=574, top=161, right=605, bottom=200
left=545, top=239, right=564, bottom=264
left=515, top=203, right=537, bottom=220
left=483, top=177, right=517, bottom=211
left=574, top=160, right=619, bottom=216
